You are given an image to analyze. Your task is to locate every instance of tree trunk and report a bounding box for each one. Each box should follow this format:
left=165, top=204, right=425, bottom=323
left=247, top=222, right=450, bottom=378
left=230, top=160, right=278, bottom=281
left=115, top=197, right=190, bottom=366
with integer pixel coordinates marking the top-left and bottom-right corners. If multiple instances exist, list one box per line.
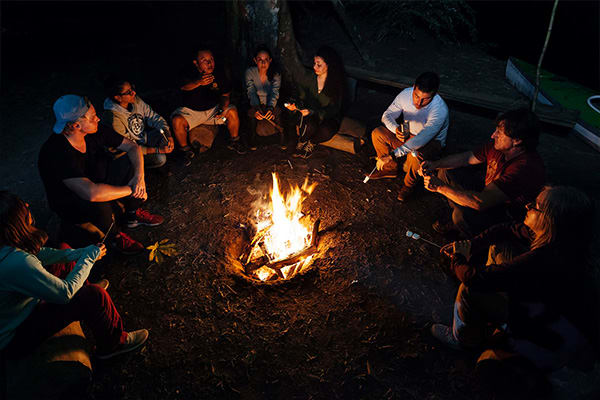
left=225, top=0, right=305, bottom=92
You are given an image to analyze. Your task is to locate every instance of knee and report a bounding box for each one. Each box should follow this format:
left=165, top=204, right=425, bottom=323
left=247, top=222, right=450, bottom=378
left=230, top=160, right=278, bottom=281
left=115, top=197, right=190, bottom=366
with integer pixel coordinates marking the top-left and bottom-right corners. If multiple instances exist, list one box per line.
left=455, top=284, right=473, bottom=320
left=172, top=115, right=188, bottom=132
left=76, top=284, right=111, bottom=308
left=371, top=126, right=386, bottom=142
left=226, top=107, right=239, bottom=122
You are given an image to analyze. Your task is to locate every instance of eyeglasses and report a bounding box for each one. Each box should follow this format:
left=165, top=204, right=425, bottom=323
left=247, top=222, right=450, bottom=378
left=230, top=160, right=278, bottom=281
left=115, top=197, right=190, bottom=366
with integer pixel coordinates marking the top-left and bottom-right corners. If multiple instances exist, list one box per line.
left=525, top=202, right=541, bottom=212
left=119, top=84, right=136, bottom=96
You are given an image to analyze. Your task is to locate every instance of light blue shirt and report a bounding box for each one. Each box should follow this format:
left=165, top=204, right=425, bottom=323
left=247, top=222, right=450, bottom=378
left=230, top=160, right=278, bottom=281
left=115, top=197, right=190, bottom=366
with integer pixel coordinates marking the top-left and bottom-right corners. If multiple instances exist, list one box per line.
left=0, top=245, right=100, bottom=349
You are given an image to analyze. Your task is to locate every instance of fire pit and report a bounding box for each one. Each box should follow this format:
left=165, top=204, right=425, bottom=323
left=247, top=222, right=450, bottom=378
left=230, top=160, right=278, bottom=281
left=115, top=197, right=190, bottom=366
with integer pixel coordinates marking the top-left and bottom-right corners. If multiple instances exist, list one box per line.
left=235, top=173, right=320, bottom=283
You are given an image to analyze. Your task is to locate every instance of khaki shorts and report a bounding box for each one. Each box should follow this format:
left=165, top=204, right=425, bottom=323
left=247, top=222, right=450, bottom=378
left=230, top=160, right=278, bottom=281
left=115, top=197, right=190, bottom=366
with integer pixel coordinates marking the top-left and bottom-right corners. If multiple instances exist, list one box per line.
left=171, top=105, right=235, bottom=130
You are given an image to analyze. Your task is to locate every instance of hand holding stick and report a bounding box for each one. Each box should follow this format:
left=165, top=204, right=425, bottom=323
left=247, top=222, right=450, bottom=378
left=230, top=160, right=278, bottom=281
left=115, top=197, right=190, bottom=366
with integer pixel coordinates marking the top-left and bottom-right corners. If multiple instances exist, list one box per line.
left=363, top=165, right=378, bottom=183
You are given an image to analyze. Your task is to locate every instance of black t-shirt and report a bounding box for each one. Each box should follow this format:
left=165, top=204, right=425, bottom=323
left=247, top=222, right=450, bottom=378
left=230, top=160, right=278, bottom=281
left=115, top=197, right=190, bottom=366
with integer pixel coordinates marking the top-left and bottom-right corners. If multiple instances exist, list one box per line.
left=179, top=66, right=232, bottom=111
left=38, top=124, right=124, bottom=215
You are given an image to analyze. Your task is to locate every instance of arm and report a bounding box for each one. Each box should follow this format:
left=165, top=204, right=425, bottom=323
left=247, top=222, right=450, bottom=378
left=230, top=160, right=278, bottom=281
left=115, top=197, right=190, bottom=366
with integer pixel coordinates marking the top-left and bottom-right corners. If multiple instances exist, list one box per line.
left=117, top=138, right=146, bottom=200
left=245, top=69, right=261, bottom=107
left=6, top=246, right=101, bottom=304
left=267, top=73, right=281, bottom=109
left=63, top=177, right=132, bottom=202
left=381, top=93, right=405, bottom=133
left=401, top=105, right=448, bottom=150
left=138, top=98, right=170, bottom=133
left=181, top=73, right=214, bottom=91
left=426, top=180, right=509, bottom=211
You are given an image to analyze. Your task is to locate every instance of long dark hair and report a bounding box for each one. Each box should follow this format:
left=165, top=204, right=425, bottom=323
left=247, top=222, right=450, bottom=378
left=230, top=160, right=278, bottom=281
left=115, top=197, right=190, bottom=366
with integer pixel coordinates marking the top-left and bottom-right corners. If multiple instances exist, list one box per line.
left=315, top=46, right=345, bottom=102
left=0, top=191, right=48, bottom=255
left=253, top=45, right=279, bottom=82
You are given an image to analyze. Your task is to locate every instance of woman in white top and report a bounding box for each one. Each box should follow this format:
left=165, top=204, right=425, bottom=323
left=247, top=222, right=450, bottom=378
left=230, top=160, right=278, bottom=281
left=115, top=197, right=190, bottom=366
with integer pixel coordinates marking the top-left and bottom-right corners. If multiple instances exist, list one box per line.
left=245, top=45, right=283, bottom=149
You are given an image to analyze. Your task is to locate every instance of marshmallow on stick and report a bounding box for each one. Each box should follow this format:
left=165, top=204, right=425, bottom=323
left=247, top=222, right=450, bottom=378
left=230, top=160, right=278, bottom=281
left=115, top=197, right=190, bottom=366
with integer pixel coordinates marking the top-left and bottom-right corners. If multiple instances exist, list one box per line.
left=406, top=230, right=441, bottom=248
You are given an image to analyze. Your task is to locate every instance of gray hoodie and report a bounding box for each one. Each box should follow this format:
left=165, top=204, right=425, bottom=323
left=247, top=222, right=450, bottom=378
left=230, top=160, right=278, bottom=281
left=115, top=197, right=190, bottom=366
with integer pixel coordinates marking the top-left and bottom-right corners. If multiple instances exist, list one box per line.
left=102, top=96, right=170, bottom=145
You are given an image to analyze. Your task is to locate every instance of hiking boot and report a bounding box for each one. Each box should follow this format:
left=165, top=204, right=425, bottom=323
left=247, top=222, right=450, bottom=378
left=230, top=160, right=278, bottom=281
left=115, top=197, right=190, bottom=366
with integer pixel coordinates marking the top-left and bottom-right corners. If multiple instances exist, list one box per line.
left=367, top=168, right=397, bottom=180
left=111, top=232, right=144, bottom=255
left=432, top=219, right=458, bottom=235
left=430, top=324, right=462, bottom=350
left=293, top=141, right=315, bottom=158
left=227, top=139, right=247, bottom=155
left=190, top=140, right=210, bottom=154
left=180, top=146, right=195, bottom=167
left=93, top=279, right=109, bottom=290
left=397, top=185, right=415, bottom=202
left=97, top=329, right=149, bottom=360
left=127, top=209, right=164, bottom=228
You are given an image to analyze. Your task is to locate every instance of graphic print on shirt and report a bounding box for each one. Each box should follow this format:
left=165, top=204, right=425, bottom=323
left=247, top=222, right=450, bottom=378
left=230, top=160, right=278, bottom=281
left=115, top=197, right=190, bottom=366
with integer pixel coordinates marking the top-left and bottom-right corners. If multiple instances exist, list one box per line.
left=127, top=113, right=145, bottom=142
left=485, top=159, right=499, bottom=186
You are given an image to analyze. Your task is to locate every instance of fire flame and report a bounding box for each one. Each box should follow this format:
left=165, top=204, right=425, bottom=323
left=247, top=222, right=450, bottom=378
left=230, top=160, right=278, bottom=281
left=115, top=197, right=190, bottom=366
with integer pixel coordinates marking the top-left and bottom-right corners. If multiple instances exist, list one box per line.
left=249, top=173, right=317, bottom=281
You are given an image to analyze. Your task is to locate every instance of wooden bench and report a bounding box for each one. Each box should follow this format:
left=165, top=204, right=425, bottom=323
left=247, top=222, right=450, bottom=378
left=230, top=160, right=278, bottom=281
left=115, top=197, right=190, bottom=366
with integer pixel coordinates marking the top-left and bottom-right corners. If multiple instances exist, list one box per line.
left=2, top=322, right=92, bottom=400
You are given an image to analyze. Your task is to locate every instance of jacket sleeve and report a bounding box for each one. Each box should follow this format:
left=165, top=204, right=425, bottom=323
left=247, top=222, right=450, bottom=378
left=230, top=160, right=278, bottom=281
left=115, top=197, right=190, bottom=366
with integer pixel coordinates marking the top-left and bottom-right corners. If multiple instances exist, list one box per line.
left=452, top=248, right=542, bottom=293
left=245, top=68, right=261, bottom=107
left=381, top=93, right=404, bottom=133
left=101, top=110, right=129, bottom=139
left=138, top=98, right=170, bottom=134
left=267, top=73, right=281, bottom=109
left=5, top=246, right=100, bottom=304
left=402, top=102, right=448, bottom=150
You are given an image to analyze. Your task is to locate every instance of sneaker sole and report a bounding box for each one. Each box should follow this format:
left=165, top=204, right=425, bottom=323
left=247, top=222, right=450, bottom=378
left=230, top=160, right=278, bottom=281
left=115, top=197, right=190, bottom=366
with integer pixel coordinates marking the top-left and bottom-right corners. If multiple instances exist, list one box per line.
left=126, top=221, right=164, bottom=229
left=97, top=331, right=149, bottom=360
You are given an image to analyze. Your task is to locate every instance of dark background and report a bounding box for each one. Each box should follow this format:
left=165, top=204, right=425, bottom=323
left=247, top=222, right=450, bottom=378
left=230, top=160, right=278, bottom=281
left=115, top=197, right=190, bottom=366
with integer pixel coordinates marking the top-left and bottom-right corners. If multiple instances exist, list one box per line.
left=1, top=1, right=599, bottom=91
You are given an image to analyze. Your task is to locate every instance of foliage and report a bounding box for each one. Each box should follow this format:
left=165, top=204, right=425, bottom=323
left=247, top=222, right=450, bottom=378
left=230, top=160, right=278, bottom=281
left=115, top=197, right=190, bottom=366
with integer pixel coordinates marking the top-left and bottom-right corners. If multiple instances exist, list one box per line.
left=346, top=0, right=477, bottom=43
left=146, top=239, right=178, bottom=264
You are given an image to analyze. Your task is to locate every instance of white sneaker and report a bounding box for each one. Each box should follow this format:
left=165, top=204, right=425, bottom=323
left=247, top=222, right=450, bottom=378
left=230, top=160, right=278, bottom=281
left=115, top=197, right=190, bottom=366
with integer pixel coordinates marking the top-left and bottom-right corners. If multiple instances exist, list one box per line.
left=97, top=329, right=149, bottom=359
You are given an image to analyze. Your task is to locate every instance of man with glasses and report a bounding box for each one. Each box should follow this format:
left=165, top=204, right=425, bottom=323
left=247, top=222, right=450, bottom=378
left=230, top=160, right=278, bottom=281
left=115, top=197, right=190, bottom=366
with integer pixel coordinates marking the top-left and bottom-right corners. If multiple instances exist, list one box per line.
left=369, top=72, right=449, bottom=202
left=38, top=95, right=164, bottom=254
left=420, top=108, right=545, bottom=238
left=171, top=47, right=245, bottom=165
left=102, top=77, right=174, bottom=169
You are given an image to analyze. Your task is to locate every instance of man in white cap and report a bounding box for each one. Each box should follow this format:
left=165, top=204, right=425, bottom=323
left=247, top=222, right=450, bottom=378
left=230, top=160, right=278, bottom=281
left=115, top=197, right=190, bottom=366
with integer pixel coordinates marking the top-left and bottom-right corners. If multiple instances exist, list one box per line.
left=38, top=95, right=164, bottom=254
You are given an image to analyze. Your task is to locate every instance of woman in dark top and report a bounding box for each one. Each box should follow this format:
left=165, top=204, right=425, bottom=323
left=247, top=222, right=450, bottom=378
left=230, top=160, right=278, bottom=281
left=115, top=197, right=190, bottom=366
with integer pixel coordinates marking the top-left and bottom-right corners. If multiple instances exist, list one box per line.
left=244, top=45, right=283, bottom=150
left=285, top=46, right=345, bottom=158
left=432, top=186, right=598, bottom=372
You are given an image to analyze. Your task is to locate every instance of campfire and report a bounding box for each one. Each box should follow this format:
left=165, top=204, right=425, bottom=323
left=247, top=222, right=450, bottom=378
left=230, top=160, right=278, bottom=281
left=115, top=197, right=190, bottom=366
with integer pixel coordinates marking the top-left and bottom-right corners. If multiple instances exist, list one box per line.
left=239, top=173, right=320, bottom=282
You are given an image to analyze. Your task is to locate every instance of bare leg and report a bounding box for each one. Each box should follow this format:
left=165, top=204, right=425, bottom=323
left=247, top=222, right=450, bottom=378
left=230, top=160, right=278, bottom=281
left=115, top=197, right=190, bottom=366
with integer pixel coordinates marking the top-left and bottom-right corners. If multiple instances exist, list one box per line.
left=224, top=108, right=240, bottom=139
left=172, top=115, right=190, bottom=148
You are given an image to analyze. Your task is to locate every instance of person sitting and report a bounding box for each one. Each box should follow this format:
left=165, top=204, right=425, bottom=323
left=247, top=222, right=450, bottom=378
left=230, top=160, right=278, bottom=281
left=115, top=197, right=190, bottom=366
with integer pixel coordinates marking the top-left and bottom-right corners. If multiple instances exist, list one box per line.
left=245, top=45, right=284, bottom=150
left=102, top=77, right=174, bottom=169
left=0, top=191, right=149, bottom=360
left=432, top=186, right=598, bottom=377
left=171, top=47, right=245, bottom=165
left=421, top=108, right=545, bottom=238
left=284, top=46, right=345, bottom=159
left=38, top=95, right=163, bottom=254
left=371, top=72, right=449, bottom=202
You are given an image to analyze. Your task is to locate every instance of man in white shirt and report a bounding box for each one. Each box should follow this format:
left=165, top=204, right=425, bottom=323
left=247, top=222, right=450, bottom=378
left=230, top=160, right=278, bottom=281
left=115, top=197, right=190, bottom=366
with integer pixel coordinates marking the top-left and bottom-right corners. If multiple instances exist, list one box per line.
left=369, top=72, right=449, bottom=202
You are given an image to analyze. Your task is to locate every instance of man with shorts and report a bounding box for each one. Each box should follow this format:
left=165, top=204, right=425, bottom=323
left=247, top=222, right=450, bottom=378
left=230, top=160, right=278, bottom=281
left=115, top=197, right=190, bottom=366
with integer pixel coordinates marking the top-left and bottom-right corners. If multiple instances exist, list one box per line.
left=171, top=48, right=245, bottom=165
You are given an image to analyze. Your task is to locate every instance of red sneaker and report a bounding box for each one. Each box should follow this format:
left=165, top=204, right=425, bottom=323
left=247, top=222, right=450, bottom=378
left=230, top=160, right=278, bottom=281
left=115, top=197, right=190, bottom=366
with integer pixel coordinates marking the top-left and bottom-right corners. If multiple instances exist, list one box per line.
left=112, top=231, right=144, bottom=255
left=127, top=209, right=164, bottom=228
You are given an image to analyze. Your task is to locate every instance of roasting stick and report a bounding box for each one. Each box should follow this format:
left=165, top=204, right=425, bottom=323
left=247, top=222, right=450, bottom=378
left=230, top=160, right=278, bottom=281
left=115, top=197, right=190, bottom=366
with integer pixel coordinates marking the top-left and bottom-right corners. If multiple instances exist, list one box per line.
left=406, top=230, right=441, bottom=248
left=100, top=220, right=115, bottom=245
left=363, top=166, right=378, bottom=183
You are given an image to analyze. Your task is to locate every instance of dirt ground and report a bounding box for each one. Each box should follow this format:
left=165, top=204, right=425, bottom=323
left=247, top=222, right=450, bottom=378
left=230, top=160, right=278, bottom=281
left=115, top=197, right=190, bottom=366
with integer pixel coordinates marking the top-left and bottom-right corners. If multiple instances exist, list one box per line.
left=1, top=2, right=600, bottom=399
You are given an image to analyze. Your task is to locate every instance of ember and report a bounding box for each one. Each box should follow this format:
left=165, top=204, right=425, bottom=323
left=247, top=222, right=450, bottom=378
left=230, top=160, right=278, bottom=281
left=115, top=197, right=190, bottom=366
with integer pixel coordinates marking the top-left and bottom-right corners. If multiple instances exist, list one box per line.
left=241, top=173, right=319, bottom=282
